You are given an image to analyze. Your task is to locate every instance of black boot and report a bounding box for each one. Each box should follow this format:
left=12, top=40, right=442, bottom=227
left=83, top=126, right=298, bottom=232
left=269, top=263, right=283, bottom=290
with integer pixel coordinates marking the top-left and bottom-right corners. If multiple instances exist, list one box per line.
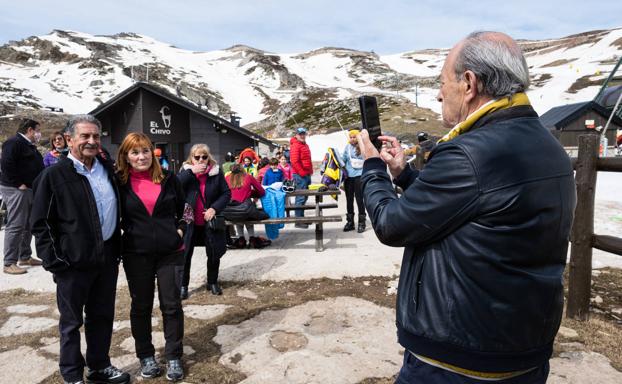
left=209, top=283, right=222, bottom=295
left=343, top=213, right=355, bottom=232
left=357, top=214, right=366, bottom=233
left=180, top=286, right=189, bottom=300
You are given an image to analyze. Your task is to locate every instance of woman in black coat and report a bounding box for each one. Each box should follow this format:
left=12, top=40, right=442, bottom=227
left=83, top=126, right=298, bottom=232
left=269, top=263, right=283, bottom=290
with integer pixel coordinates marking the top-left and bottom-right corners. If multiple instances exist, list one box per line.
left=116, top=133, right=191, bottom=381
left=177, top=143, right=231, bottom=297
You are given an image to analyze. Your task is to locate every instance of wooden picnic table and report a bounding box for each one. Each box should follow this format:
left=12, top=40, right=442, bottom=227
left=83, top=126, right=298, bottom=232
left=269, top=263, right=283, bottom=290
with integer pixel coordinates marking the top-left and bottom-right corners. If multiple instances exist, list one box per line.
left=226, top=189, right=342, bottom=252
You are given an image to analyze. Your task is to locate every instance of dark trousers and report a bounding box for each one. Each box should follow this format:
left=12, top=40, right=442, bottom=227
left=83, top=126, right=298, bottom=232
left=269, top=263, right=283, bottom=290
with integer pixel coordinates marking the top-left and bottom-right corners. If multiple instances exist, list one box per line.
left=395, top=352, right=550, bottom=384
left=344, top=176, right=364, bottom=217
left=55, top=243, right=119, bottom=382
left=182, top=225, right=220, bottom=287
left=123, top=251, right=184, bottom=360
left=293, top=174, right=311, bottom=217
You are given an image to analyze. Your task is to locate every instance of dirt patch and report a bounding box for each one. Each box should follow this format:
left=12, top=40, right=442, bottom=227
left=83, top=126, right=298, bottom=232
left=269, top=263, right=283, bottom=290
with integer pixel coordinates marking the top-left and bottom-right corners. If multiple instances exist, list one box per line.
left=2, top=269, right=621, bottom=383
left=0, top=277, right=395, bottom=383
left=558, top=268, right=622, bottom=371
left=541, top=58, right=578, bottom=68
left=567, top=74, right=604, bottom=94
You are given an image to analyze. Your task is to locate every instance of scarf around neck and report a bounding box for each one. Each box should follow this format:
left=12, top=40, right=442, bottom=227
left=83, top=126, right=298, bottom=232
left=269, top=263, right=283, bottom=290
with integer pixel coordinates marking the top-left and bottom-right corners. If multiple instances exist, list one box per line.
left=437, top=92, right=530, bottom=143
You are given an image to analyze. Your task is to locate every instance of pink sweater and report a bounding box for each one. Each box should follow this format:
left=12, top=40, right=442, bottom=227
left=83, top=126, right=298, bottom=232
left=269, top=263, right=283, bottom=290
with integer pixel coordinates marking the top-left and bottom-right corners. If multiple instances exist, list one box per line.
left=226, top=173, right=265, bottom=202
left=129, top=170, right=161, bottom=216
left=278, top=164, right=293, bottom=180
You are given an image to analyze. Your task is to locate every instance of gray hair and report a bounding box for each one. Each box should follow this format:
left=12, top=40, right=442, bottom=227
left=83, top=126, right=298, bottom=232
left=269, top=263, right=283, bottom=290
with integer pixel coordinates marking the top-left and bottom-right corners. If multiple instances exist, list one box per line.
left=64, top=114, right=102, bottom=137
left=454, top=31, right=530, bottom=98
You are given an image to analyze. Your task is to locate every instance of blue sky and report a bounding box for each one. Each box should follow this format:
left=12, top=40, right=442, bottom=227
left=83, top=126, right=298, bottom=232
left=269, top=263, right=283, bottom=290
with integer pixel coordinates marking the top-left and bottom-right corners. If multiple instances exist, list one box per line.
left=1, top=0, right=620, bottom=54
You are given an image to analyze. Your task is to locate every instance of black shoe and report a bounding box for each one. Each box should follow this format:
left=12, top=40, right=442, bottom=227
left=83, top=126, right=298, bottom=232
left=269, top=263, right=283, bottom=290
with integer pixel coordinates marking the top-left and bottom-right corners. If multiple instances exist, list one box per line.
left=294, top=223, right=309, bottom=229
left=209, top=283, right=222, bottom=295
left=357, top=214, right=366, bottom=233
left=64, top=380, right=84, bottom=384
left=343, top=221, right=355, bottom=231
left=180, top=286, right=188, bottom=300
left=249, top=236, right=271, bottom=249
left=85, top=365, right=130, bottom=384
left=166, top=359, right=184, bottom=381
left=140, top=356, right=162, bottom=378
left=228, top=237, right=247, bottom=249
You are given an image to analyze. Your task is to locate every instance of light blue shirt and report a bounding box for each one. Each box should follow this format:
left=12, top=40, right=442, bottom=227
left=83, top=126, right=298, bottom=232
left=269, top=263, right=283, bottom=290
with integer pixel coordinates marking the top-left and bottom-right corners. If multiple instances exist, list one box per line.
left=67, top=153, right=117, bottom=241
left=341, top=144, right=364, bottom=178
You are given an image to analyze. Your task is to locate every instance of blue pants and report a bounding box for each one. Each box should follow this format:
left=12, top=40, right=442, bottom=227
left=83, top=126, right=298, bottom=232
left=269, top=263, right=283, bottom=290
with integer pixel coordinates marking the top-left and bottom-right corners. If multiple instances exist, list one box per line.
left=293, top=174, right=311, bottom=217
left=395, top=352, right=550, bottom=384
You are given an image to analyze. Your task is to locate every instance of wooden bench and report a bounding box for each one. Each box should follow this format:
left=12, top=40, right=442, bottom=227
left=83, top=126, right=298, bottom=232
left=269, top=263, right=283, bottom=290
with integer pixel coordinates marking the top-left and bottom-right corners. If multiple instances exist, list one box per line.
left=226, top=189, right=342, bottom=252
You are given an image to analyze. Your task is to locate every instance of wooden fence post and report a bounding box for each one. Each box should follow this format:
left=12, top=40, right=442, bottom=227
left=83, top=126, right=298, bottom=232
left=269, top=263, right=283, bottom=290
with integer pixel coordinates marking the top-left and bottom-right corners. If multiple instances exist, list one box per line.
left=566, top=134, right=599, bottom=320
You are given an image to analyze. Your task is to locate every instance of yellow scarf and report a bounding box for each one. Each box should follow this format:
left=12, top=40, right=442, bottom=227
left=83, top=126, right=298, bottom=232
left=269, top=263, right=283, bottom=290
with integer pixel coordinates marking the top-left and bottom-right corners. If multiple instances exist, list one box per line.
left=437, top=92, right=530, bottom=143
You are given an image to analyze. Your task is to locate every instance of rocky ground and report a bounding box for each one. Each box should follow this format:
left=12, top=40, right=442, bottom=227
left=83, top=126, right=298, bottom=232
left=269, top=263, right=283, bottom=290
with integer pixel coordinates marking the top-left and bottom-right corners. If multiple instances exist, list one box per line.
left=0, top=184, right=621, bottom=383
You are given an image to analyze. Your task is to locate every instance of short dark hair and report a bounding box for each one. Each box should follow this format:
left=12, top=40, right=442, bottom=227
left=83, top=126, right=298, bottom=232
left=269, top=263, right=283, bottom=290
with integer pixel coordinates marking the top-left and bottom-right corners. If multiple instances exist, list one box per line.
left=17, top=119, right=39, bottom=134
left=269, top=157, right=279, bottom=165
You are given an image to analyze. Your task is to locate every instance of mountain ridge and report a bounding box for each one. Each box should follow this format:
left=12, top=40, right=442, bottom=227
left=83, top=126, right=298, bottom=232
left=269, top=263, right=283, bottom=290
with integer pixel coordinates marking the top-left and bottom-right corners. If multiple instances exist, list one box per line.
left=0, top=27, right=620, bottom=142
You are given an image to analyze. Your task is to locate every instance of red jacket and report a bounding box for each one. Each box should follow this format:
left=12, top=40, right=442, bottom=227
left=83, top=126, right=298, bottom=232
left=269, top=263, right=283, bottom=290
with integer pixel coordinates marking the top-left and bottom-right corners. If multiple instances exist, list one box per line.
left=289, top=137, right=313, bottom=177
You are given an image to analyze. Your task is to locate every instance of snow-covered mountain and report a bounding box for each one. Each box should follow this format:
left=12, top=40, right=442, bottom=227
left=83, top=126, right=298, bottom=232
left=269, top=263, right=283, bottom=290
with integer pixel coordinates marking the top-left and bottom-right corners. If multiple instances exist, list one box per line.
left=0, top=28, right=621, bottom=138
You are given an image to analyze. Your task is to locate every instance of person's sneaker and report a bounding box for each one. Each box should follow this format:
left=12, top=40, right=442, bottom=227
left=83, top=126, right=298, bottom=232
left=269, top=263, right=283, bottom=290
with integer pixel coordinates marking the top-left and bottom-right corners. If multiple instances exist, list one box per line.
left=294, top=223, right=309, bottom=229
left=17, top=257, right=43, bottom=266
left=64, top=380, right=85, bottom=384
left=180, top=286, right=189, bottom=300
left=140, top=356, right=162, bottom=378
left=3, top=264, right=27, bottom=275
left=166, top=359, right=184, bottom=381
left=85, top=365, right=130, bottom=384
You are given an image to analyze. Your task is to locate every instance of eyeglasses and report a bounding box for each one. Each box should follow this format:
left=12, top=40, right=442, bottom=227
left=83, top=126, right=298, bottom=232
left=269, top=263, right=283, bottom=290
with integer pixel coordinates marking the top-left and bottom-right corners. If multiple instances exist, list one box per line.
left=194, top=155, right=208, bottom=160
left=54, top=137, right=64, bottom=141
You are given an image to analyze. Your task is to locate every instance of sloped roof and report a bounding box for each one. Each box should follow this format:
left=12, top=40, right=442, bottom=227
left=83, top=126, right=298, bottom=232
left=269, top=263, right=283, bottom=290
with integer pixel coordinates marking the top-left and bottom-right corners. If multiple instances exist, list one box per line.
left=539, top=100, right=622, bottom=129
left=89, top=81, right=276, bottom=146
left=599, top=84, right=622, bottom=108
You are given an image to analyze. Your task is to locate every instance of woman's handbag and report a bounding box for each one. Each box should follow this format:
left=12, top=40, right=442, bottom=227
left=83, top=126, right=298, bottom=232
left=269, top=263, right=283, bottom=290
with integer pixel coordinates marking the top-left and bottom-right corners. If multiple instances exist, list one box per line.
left=223, top=199, right=269, bottom=222
left=207, top=215, right=226, bottom=231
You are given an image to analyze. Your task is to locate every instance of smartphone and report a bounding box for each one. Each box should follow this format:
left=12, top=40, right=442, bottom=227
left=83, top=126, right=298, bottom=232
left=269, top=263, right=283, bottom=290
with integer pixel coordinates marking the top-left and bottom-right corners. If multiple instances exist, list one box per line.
left=358, top=95, right=382, bottom=150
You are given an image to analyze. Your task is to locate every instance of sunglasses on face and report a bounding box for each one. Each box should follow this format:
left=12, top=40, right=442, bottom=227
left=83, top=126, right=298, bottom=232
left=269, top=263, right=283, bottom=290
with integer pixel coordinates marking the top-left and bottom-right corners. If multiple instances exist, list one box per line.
left=194, top=155, right=208, bottom=160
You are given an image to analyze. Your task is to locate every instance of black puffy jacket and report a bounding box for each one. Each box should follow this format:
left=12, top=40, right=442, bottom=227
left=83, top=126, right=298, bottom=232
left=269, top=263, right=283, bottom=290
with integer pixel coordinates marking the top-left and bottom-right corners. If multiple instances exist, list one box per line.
left=118, top=172, right=188, bottom=255
left=177, top=165, right=231, bottom=258
left=361, top=106, right=576, bottom=372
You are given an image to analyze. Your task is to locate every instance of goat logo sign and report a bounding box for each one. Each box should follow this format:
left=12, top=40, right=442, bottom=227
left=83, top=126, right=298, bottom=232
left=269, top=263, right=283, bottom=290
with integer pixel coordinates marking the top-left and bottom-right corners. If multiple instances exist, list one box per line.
left=150, top=106, right=172, bottom=134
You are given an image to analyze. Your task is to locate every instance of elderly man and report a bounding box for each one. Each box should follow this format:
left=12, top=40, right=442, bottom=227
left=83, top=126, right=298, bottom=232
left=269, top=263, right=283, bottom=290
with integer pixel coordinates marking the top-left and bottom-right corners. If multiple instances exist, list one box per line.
left=31, top=115, right=130, bottom=384
left=358, top=32, right=576, bottom=383
left=1, top=119, right=44, bottom=274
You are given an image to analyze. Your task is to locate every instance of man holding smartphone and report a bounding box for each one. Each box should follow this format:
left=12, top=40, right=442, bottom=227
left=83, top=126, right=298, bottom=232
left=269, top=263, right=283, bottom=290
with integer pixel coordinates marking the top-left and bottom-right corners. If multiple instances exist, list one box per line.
left=358, top=32, right=575, bottom=383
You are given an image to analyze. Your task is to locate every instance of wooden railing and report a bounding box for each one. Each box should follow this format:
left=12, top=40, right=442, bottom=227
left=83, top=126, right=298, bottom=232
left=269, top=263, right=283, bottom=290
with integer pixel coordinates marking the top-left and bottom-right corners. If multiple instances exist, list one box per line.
left=566, top=134, right=622, bottom=320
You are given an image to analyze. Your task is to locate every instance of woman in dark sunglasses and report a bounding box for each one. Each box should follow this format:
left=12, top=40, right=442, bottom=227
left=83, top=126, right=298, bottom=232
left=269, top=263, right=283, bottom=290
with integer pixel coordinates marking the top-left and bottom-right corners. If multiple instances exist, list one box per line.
left=177, top=144, right=231, bottom=298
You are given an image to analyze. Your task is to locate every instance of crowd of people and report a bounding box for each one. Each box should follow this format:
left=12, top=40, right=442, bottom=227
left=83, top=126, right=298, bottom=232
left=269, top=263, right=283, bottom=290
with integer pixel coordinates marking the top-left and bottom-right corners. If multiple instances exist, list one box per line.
left=0, top=29, right=582, bottom=384
left=0, top=112, right=326, bottom=383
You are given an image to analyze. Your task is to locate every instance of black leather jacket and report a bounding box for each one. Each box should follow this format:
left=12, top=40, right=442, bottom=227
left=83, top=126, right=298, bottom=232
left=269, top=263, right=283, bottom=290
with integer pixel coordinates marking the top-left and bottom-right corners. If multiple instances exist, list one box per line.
left=361, top=106, right=576, bottom=372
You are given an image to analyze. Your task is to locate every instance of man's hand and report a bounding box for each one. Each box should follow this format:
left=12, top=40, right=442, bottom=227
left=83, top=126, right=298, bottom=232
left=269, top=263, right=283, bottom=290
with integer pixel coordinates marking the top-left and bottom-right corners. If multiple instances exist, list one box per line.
left=191, top=164, right=207, bottom=175
left=177, top=229, right=184, bottom=238
left=18, top=184, right=27, bottom=190
left=357, top=130, right=406, bottom=179
left=203, top=207, right=216, bottom=221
